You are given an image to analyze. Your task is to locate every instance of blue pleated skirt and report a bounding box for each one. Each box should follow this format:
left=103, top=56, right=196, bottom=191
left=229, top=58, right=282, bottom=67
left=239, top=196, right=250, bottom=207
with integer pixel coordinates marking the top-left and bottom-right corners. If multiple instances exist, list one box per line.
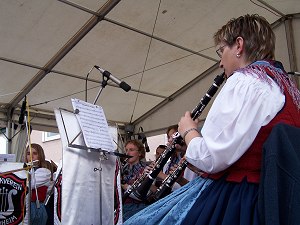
left=124, top=176, right=260, bottom=225
left=30, top=202, right=48, bottom=225
left=181, top=177, right=260, bottom=225
left=124, top=176, right=213, bottom=225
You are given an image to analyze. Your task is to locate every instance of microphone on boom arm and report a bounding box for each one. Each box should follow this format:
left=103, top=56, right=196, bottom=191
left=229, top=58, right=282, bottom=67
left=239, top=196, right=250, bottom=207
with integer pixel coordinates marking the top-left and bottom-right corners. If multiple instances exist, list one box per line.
left=138, top=127, right=150, bottom=153
left=94, top=66, right=131, bottom=92
left=287, top=71, right=300, bottom=76
left=18, top=96, right=27, bottom=125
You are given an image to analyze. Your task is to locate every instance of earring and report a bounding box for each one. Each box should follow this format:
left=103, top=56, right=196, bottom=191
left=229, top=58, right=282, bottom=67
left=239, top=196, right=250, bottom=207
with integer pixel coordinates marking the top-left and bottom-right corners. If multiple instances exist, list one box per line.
left=236, top=53, right=241, bottom=58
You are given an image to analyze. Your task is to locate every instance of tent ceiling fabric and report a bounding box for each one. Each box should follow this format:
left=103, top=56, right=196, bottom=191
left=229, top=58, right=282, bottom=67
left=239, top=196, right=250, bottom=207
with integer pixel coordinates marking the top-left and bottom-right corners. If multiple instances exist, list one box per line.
left=0, top=0, right=299, bottom=135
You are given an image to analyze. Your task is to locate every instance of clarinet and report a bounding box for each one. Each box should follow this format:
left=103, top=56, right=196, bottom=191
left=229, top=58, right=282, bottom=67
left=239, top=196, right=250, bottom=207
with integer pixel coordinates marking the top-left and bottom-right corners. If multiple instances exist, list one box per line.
left=125, top=72, right=226, bottom=201
left=122, top=172, right=148, bottom=201
left=122, top=141, right=181, bottom=202
left=153, top=72, right=226, bottom=200
left=153, top=160, right=188, bottom=200
left=121, top=158, right=130, bottom=185
left=123, top=136, right=184, bottom=201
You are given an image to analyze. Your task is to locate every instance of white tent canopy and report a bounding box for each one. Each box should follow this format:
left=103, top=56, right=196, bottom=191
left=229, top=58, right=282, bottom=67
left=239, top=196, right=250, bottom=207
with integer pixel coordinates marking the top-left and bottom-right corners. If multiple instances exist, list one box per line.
left=0, top=0, right=299, bottom=147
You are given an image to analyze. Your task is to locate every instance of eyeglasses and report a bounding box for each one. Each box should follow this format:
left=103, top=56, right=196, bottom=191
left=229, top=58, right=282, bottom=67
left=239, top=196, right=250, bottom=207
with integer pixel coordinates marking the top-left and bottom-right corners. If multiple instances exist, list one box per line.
left=216, top=45, right=227, bottom=58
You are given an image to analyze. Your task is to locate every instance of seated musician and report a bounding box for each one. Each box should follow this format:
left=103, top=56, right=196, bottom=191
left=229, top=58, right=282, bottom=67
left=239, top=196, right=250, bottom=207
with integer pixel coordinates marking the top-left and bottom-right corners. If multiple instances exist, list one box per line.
left=153, top=145, right=167, bottom=188
left=146, top=125, right=198, bottom=199
left=124, top=14, right=300, bottom=225
left=164, top=125, right=198, bottom=189
left=155, top=145, right=166, bottom=160
left=121, top=139, right=148, bottom=221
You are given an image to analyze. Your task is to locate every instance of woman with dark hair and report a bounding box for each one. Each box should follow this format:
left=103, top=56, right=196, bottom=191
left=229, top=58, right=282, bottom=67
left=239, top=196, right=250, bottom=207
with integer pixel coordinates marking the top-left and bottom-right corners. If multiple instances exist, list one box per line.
left=155, top=145, right=167, bottom=160
left=124, top=14, right=300, bottom=225
left=25, top=143, right=51, bottom=225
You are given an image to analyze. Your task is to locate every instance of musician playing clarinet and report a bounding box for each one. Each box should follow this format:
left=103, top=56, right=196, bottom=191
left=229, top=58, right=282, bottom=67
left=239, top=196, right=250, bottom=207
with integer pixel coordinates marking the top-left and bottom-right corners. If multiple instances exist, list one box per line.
left=144, top=125, right=198, bottom=199
left=24, top=143, right=52, bottom=225
left=161, top=125, right=197, bottom=190
left=121, top=139, right=148, bottom=221
left=124, top=14, right=300, bottom=225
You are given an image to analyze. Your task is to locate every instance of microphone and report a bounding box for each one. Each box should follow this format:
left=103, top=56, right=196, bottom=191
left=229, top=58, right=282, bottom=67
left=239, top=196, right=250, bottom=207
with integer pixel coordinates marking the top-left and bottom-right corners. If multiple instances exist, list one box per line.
left=138, top=127, right=150, bottom=152
left=18, top=96, right=27, bottom=125
left=94, top=66, right=131, bottom=92
left=144, top=139, right=150, bottom=153
left=288, top=71, right=300, bottom=76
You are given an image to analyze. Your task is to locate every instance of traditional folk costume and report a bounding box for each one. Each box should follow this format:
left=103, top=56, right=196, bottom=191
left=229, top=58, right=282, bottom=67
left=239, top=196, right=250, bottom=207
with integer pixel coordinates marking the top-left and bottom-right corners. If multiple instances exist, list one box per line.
left=30, top=167, right=51, bottom=225
left=124, top=60, right=300, bottom=225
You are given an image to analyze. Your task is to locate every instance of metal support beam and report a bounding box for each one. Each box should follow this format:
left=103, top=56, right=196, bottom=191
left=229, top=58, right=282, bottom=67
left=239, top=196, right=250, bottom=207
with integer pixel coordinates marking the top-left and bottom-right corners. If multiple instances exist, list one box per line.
left=6, top=120, right=12, bottom=154
left=256, top=0, right=285, bottom=17
left=0, top=56, right=167, bottom=99
left=284, top=16, right=299, bottom=88
left=133, top=62, right=220, bottom=126
left=53, top=0, right=219, bottom=63
left=104, top=18, right=219, bottom=63
left=6, top=0, right=121, bottom=112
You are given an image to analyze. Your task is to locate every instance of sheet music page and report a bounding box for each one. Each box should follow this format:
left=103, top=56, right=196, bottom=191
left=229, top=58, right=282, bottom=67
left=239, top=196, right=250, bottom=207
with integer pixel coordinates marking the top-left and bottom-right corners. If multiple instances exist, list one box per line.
left=71, top=98, right=114, bottom=151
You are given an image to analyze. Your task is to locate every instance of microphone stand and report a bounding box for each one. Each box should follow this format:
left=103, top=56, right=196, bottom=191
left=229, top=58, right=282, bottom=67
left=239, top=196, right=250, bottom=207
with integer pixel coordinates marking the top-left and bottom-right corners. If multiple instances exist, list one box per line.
left=93, top=74, right=109, bottom=105
left=85, top=66, right=131, bottom=224
left=85, top=66, right=95, bottom=102
left=22, top=101, right=35, bottom=225
left=85, top=65, right=111, bottom=104
left=87, top=67, right=113, bottom=225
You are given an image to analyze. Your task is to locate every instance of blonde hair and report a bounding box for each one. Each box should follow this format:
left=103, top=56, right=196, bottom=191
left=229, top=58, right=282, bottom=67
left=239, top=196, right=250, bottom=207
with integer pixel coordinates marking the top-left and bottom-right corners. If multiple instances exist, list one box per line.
left=125, top=139, right=146, bottom=160
left=214, top=14, right=275, bottom=62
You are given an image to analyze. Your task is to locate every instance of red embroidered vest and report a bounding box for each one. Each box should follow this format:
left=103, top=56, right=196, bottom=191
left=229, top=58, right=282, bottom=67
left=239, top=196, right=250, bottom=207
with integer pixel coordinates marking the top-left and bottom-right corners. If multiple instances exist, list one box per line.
left=202, top=64, right=300, bottom=183
left=31, top=186, right=48, bottom=202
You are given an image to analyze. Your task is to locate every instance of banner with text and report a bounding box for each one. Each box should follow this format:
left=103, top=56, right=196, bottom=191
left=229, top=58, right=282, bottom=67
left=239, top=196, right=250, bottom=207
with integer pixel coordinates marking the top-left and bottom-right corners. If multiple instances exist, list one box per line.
left=0, top=162, right=29, bottom=225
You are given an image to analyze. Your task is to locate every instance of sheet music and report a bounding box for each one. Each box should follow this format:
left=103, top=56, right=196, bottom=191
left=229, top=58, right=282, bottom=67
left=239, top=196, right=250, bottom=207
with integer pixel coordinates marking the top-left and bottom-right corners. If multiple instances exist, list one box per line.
left=71, top=98, right=114, bottom=151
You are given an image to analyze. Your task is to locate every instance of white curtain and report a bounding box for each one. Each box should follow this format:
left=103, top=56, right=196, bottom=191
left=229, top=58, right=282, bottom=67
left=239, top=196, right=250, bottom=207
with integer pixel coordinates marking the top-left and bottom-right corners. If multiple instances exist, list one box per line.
left=10, top=124, right=28, bottom=162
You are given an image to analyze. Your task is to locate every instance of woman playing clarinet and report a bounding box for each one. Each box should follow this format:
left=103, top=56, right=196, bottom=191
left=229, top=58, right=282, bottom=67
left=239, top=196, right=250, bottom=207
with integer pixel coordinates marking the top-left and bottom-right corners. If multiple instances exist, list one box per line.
left=124, top=14, right=300, bottom=225
left=24, top=143, right=52, bottom=225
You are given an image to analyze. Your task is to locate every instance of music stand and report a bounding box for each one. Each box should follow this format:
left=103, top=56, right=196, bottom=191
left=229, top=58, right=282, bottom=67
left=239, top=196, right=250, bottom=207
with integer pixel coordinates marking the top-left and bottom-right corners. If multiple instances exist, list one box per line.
left=54, top=101, right=128, bottom=225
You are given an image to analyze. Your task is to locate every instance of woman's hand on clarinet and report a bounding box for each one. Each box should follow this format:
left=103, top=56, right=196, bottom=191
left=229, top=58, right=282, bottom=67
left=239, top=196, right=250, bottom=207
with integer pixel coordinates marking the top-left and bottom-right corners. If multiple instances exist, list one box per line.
left=178, top=111, right=200, bottom=144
